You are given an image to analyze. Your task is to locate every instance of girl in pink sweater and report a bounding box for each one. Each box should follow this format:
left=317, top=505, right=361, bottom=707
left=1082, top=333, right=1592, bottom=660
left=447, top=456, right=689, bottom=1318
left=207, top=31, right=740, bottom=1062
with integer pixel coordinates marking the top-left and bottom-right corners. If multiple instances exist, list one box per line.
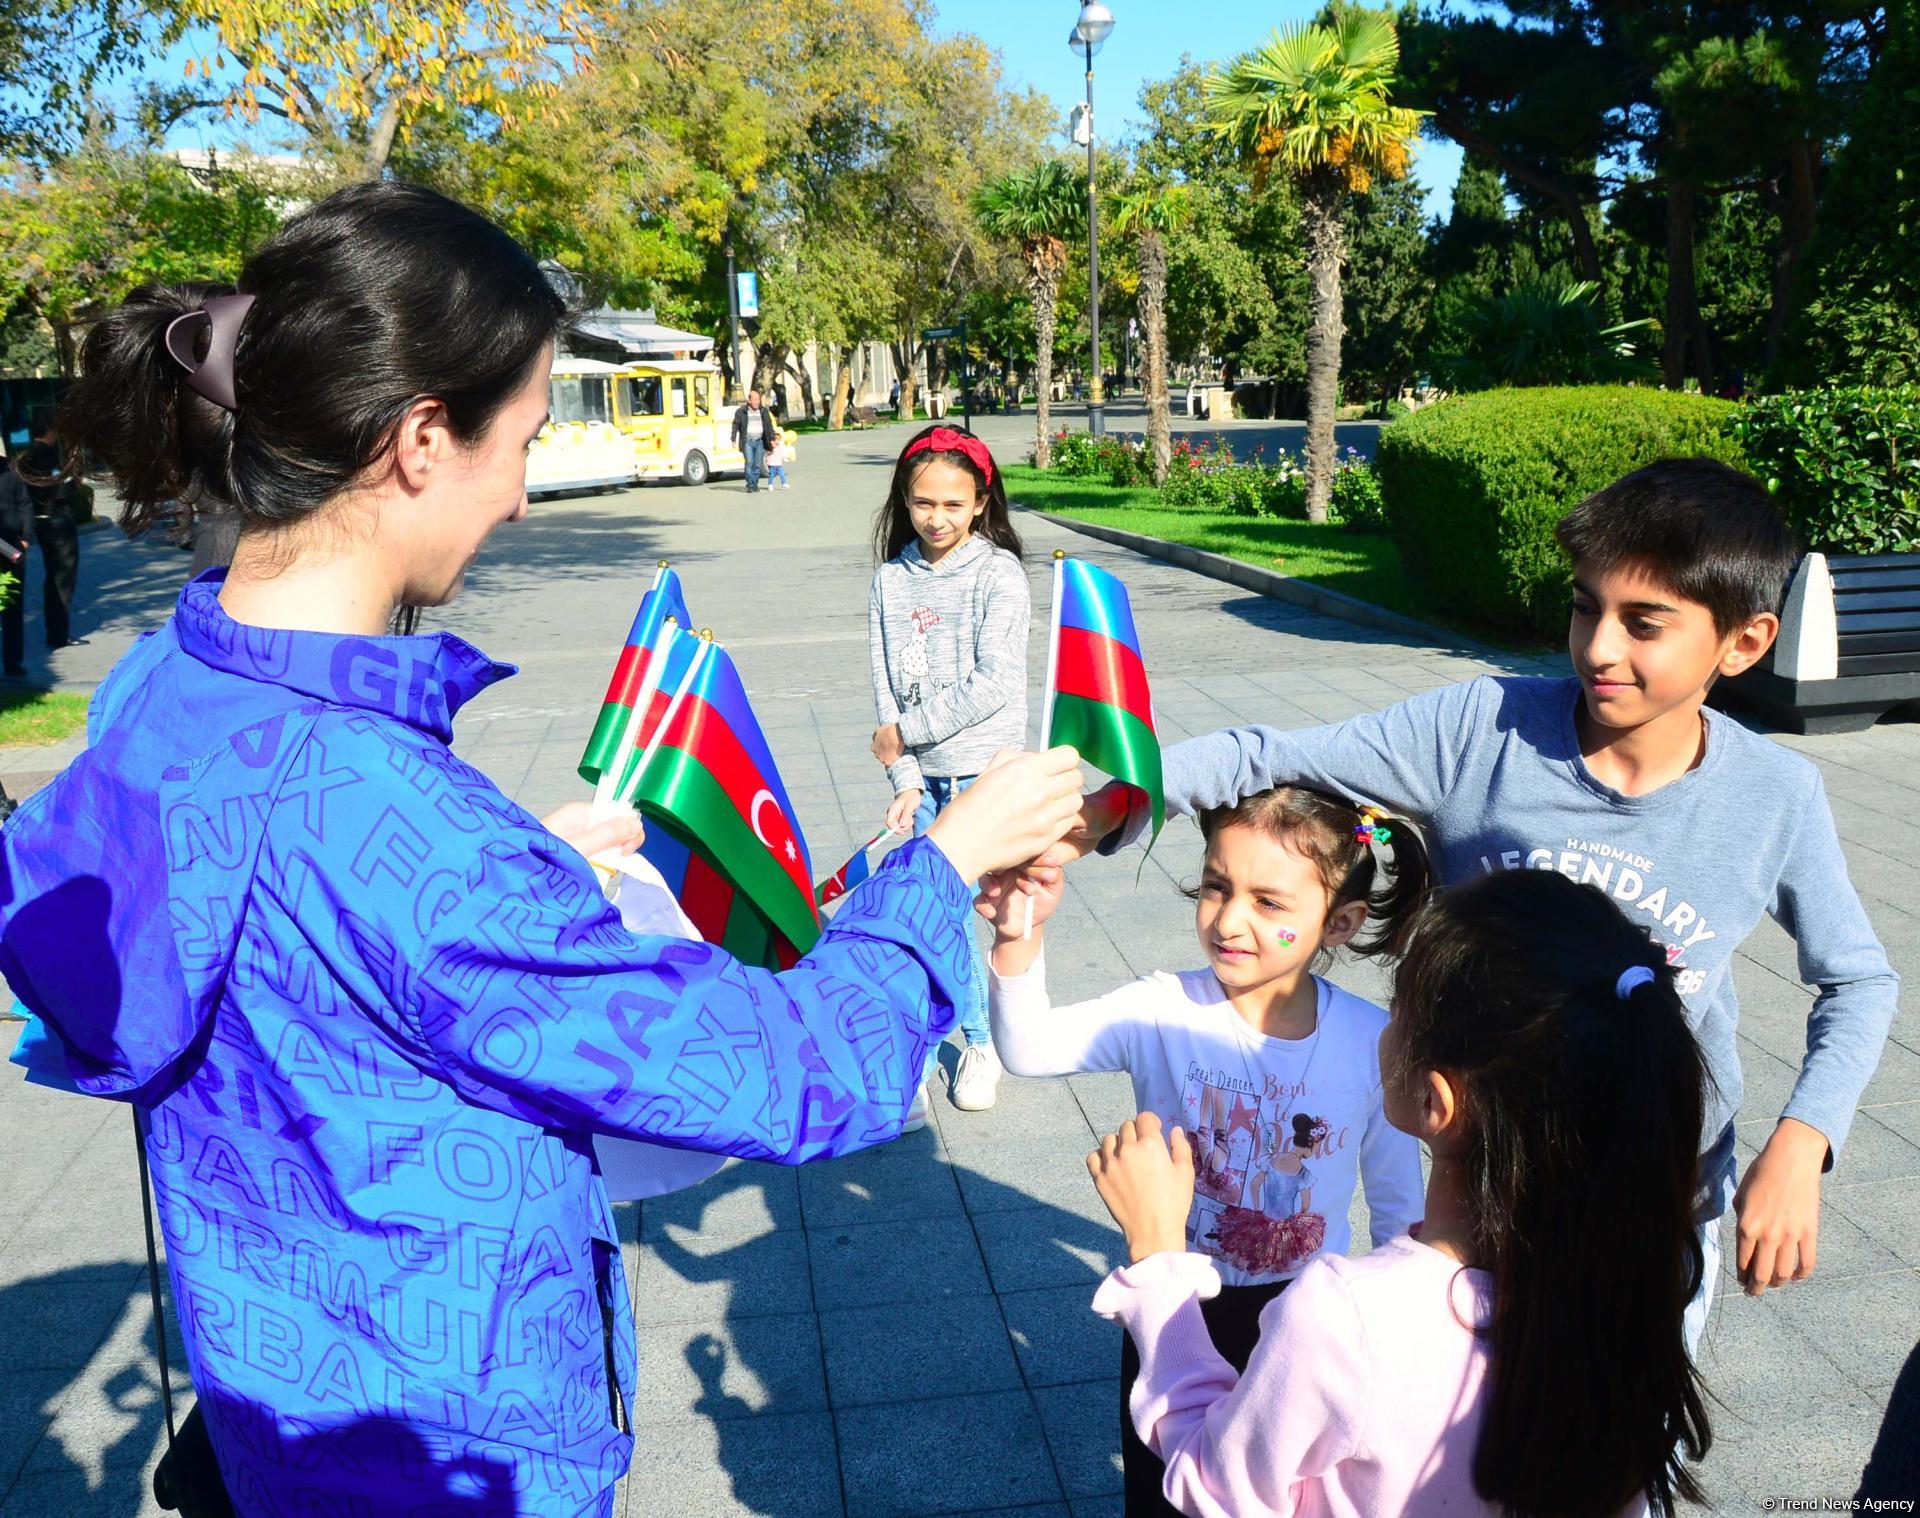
left=1087, top=869, right=1714, bottom=1517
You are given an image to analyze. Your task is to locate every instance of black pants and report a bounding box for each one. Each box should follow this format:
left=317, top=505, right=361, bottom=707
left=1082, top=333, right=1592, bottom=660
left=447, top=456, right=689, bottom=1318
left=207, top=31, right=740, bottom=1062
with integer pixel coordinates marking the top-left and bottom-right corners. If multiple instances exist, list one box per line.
left=1, top=533, right=23, bottom=672
left=1119, top=1277, right=1289, bottom=1516
left=33, top=514, right=77, bottom=648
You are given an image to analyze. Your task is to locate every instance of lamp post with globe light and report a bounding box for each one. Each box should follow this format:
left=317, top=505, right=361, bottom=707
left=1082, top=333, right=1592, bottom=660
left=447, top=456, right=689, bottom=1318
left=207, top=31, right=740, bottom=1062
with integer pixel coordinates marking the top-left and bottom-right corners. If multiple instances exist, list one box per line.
left=1070, top=2, right=1113, bottom=436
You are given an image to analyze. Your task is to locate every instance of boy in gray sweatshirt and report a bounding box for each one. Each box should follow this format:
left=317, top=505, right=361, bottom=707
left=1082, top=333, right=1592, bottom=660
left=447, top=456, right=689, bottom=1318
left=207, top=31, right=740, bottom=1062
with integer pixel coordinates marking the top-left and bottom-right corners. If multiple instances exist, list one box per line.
left=1067, top=459, right=1897, bottom=1347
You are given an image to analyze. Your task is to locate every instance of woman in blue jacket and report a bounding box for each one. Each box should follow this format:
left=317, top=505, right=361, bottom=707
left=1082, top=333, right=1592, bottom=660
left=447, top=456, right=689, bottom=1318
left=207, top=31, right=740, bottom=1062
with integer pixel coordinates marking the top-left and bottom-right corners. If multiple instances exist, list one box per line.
left=0, top=181, right=1081, bottom=1515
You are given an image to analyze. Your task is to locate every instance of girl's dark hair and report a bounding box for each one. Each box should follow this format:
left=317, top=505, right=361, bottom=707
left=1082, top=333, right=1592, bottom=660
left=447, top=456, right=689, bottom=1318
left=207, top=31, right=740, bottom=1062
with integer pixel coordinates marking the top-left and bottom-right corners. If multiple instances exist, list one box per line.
left=1390, top=870, right=1712, bottom=1517
left=1192, top=786, right=1434, bottom=960
left=61, top=180, right=566, bottom=539
left=871, top=423, right=1023, bottom=562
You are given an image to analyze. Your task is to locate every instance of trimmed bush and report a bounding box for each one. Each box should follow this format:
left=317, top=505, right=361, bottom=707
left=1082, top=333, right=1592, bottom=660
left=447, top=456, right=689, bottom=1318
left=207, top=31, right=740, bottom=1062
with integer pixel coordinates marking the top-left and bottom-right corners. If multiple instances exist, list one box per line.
left=1376, top=387, right=1742, bottom=639
left=1733, top=386, right=1920, bottom=555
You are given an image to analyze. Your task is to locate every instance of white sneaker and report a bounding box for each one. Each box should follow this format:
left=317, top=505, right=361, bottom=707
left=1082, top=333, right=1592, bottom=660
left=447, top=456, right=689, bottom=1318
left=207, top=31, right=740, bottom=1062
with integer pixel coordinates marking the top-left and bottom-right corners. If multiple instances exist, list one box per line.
left=950, top=1045, right=1002, bottom=1112
left=900, top=1081, right=930, bottom=1134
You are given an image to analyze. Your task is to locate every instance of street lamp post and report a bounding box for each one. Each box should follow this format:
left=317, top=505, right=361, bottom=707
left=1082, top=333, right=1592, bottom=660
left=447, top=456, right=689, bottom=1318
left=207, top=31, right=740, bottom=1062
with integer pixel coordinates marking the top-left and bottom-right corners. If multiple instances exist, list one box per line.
left=1071, top=2, right=1113, bottom=438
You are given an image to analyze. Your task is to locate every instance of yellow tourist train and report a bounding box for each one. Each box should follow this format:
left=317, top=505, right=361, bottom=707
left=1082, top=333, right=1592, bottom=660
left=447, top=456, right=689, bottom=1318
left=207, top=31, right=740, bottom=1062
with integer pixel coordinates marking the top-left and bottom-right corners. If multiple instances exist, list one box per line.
left=529, top=354, right=755, bottom=495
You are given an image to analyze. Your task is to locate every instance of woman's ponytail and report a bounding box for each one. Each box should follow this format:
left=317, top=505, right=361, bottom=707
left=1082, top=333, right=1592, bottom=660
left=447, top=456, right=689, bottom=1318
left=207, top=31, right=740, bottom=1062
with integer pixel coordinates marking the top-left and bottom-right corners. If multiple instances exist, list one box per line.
left=62, top=281, right=240, bottom=537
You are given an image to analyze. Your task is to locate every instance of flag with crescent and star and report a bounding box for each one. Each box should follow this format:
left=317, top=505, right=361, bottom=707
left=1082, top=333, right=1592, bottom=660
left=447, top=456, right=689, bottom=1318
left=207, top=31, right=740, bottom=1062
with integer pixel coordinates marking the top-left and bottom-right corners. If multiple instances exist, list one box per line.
left=578, top=563, right=693, bottom=787
left=611, top=631, right=821, bottom=969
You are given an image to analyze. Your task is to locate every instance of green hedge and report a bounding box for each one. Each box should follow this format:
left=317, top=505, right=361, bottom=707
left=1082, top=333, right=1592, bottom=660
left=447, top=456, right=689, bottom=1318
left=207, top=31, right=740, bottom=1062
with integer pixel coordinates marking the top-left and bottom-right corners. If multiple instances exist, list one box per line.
left=1376, top=387, right=1742, bottom=639
left=1732, top=386, right=1920, bottom=555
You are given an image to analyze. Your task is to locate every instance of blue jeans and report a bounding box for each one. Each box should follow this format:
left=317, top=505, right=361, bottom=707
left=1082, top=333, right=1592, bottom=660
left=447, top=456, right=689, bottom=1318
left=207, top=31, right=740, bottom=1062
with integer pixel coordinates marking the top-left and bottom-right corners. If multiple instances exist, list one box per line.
left=913, top=775, right=991, bottom=1060
left=743, top=436, right=765, bottom=489
left=768, top=464, right=788, bottom=486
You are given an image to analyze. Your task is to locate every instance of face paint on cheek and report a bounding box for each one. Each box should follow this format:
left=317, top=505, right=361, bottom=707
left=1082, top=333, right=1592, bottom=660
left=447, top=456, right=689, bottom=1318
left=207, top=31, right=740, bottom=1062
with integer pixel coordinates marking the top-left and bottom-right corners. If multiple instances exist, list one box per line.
left=1275, top=927, right=1300, bottom=947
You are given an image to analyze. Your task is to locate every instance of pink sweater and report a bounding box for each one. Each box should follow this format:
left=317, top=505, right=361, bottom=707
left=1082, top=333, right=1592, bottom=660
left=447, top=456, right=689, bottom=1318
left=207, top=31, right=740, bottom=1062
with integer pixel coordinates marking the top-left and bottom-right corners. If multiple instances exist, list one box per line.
left=1091, top=1237, right=1499, bottom=1517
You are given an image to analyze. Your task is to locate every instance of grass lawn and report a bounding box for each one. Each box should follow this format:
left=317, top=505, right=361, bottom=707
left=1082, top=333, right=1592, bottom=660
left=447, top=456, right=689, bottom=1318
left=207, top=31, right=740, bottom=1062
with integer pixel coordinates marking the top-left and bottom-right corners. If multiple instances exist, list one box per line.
left=0, top=687, right=89, bottom=748
left=1003, top=463, right=1435, bottom=627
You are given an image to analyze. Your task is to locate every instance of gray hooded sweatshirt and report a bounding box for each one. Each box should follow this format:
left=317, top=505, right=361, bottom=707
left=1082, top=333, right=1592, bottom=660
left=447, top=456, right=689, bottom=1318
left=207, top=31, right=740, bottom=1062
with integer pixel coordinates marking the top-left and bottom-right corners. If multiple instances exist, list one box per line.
left=869, top=536, right=1031, bottom=794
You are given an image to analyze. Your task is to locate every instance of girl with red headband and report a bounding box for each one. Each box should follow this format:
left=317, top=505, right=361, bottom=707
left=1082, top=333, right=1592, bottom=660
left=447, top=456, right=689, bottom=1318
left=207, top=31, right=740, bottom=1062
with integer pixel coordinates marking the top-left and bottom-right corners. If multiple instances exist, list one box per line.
left=869, top=423, right=1030, bottom=1125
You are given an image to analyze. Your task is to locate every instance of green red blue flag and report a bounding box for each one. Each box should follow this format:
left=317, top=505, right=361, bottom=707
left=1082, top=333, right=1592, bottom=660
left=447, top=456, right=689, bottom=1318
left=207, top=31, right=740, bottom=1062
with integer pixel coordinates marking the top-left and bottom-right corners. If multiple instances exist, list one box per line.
left=614, top=631, right=821, bottom=969
left=1044, top=556, right=1164, bottom=844
left=815, top=826, right=896, bottom=909
left=579, top=565, right=692, bottom=786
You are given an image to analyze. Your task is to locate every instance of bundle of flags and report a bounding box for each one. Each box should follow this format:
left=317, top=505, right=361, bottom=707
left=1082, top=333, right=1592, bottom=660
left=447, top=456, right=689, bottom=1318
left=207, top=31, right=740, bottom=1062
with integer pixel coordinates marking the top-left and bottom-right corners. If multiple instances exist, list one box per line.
left=1041, top=552, right=1165, bottom=847
left=583, top=571, right=821, bottom=969
left=579, top=563, right=692, bottom=790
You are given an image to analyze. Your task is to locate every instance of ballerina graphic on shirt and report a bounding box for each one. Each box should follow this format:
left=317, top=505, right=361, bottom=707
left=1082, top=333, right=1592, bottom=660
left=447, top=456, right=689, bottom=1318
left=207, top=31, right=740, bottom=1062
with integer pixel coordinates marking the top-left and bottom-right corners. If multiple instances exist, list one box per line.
left=1216, top=1112, right=1331, bottom=1275
left=1190, top=1081, right=1260, bottom=1205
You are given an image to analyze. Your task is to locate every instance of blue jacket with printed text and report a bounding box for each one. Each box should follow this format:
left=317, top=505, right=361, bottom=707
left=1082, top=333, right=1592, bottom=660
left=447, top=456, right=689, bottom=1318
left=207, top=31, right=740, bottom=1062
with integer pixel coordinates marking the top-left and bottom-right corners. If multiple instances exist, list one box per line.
left=0, top=573, right=972, bottom=1517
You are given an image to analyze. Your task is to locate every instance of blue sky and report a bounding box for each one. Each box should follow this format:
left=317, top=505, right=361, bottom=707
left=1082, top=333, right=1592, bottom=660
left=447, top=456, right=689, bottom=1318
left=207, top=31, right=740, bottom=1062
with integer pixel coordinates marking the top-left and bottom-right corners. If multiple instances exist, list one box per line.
left=932, top=0, right=1465, bottom=220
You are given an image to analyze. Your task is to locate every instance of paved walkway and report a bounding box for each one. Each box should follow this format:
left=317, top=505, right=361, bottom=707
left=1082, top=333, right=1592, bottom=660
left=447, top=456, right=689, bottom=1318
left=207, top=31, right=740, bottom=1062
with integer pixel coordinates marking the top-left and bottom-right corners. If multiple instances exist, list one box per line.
left=1, top=406, right=1915, bottom=1515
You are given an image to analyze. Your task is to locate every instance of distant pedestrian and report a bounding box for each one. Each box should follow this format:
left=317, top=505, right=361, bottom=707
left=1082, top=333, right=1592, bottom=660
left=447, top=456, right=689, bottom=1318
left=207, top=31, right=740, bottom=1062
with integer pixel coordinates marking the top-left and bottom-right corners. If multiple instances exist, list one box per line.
left=766, top=428, right=792, bottom=490
left=14, top=405, right=85, bottom=652
left=730, top=388, right=777, bottom=493
left=889, top=377, right=901, bottom=413
left=0, top=451, right=30, bottom=676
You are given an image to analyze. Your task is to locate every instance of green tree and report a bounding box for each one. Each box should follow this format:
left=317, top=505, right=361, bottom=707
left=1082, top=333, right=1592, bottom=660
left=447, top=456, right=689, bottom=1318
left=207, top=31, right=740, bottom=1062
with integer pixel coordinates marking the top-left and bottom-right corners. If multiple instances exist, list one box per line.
left=0, top=142, right=284, bottom=373
left=1777, top=0, right=1920, bottom=385
left=1340, top=172, right=1431, bottom=408
left=1108, top=181, right=1192, bottom=483
left=975, top=160, right=1084, bottom=467
left=1207, top=12, right=1425, bottom=521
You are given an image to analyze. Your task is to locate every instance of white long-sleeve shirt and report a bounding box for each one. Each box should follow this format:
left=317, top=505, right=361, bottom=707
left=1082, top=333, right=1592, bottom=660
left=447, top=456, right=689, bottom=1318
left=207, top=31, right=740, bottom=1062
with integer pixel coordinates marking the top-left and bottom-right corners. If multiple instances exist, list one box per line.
left=989, top=953, right=1423, bottom=1287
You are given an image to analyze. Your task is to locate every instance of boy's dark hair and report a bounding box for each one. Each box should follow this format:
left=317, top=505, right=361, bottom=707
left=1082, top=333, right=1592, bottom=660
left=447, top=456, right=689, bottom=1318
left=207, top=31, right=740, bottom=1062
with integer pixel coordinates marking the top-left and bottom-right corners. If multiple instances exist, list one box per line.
left=29, top=404, right=58, bottom=439
left=1390, top=870, right=1712, bottom=1518
left=1555, top=457, right=1799, bottom=636
left=872, top=424, right=1023, bottom=562
left=1191, top=785, right=1435, bottom=961
left=62, top=180, right=566, bottom=540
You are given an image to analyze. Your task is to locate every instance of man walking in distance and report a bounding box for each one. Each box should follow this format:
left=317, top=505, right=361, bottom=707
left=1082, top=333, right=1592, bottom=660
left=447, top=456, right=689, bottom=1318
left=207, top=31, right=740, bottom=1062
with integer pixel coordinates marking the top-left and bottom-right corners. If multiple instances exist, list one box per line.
left=731, top=387, right=777, bottom=493
left=16, top=406, right=84, bottom=651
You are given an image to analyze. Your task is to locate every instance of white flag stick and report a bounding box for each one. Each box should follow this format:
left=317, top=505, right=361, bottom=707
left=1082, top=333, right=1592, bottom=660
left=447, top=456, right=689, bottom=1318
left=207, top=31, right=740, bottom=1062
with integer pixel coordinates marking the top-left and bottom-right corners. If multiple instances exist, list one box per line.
left=593, top=611, right=679, bottom=821
left=617, top=630, right=713, bottom=811
left=591, top=563, right=671, bottom=821
left=1023, top=550, right=1067, bottom=941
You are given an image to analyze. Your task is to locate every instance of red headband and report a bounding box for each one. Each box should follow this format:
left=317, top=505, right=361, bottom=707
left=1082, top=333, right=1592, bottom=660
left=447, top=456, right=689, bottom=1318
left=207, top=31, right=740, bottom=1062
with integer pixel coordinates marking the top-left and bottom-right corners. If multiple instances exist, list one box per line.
left=903, top=426, right=994, bottom=485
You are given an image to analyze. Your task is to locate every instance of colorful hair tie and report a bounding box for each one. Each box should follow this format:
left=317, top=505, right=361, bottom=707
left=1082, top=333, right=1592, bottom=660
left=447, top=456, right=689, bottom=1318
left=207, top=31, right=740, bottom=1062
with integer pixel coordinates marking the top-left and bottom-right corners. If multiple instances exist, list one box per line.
left=1615, top=965, right=1656, bottom=1000
left=1353, top=805, right=1392, bottom=846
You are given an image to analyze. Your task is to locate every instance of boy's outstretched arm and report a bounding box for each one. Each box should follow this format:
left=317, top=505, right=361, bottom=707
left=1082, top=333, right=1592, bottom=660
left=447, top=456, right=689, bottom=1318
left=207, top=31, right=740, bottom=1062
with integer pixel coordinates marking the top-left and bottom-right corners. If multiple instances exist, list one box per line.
left=1084, top=677, right=1495, bottom=856
left=1740, top=769, right=1901, bottom=1295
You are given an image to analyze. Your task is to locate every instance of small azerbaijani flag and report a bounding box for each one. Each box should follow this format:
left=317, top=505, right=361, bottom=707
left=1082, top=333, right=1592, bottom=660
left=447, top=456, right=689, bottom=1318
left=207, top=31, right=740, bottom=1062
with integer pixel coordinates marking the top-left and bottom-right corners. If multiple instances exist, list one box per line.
left=578, top=563, right=693, bottom=787
left=613, top=625, right=821, bottom=970
left=814, top=827, right=896, bottom=909
left=1042, top=552, right=1165, bottom=844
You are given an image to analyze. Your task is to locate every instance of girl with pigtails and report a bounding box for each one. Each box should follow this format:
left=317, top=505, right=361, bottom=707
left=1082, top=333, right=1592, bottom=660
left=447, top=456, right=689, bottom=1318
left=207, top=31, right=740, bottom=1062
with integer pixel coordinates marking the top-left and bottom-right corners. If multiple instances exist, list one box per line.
left=978, top=785, right=1431, bottom=1517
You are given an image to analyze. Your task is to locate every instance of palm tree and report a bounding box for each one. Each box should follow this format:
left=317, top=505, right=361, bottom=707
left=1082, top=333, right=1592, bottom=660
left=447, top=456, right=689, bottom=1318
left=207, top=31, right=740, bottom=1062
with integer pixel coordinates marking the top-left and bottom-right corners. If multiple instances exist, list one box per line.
left=1108, top=183, right=1193, bottom=486
left=975, top=160, right=1084, bottom=468
left=1206, top=14, right=1425, bottom=522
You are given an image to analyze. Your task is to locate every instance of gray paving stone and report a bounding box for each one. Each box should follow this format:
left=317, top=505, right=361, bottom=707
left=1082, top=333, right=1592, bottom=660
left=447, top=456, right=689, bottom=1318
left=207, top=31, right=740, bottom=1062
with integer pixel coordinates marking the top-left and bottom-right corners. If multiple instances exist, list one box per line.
left=1770, top=1269, right=1920, bottom=1392
left=625, top=1410, right=844, bottom=1518
left=999, top=1284, right=1121, bottom=1391
left=1033, top=1379, right=1125, bottom=1499
left=818, top=1296, right=1019, bottom=1409
left=836, top=1389, right=1061, bottom=1518
left=807, top=1216, right=990, bottom=1314
left=628, top=1225, right=813, bottom=1326
left=950, top=1136, right=1112, bottom=1222
left=974, top=1208, right=1124, bottom=1296
left=631, top=1313, right=827, bottom=1424
left=795, top=1130, right=963, bottom=1229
